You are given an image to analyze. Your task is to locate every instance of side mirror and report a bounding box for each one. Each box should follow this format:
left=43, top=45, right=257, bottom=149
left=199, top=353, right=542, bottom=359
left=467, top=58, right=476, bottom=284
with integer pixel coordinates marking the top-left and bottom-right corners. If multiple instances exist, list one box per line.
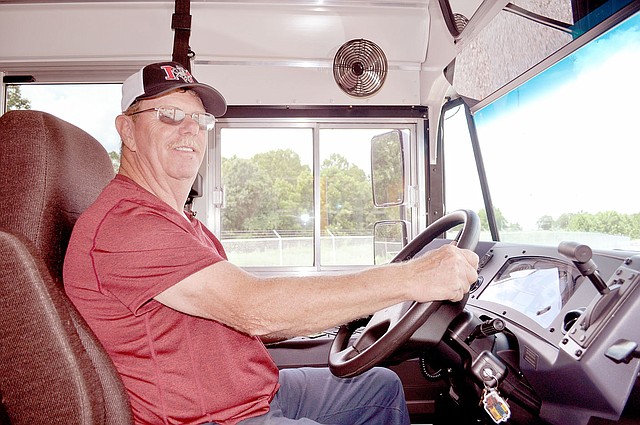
left=373, top=220, right=408, bottom=264
left=371, top=130, right=405, bottom=207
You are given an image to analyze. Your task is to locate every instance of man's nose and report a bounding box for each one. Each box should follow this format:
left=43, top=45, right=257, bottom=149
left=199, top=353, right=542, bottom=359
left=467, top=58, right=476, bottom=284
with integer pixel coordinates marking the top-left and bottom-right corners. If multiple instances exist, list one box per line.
left=180, top=114, right=201, bottom=134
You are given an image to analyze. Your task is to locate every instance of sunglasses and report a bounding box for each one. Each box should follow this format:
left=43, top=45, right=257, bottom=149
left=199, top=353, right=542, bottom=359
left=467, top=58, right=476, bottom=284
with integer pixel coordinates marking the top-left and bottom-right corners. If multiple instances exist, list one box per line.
left=126, top=106, right=215, bottom=130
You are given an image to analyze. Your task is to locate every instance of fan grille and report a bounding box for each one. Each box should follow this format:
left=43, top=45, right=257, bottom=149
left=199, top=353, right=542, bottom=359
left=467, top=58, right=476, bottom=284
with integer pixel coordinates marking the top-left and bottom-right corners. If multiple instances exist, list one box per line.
left=333, top=39, right=388, bottom=97
left=454, top=13, right=469, bottom=33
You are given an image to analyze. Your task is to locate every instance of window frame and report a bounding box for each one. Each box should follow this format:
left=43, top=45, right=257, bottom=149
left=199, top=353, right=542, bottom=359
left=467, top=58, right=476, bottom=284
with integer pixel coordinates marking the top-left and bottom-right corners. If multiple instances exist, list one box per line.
left=207, top=116, right=424, bottom=274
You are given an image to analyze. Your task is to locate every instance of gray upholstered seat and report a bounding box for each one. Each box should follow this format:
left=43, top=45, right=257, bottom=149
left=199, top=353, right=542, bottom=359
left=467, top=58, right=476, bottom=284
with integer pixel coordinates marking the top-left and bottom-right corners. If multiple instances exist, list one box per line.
left=0, top=110, right=132, bottom=424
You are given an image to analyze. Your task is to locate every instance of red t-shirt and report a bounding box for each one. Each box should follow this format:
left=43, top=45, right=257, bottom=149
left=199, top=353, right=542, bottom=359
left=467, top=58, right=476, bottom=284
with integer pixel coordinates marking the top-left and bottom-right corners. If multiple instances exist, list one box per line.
left=64, top=175, right=279, bottom=425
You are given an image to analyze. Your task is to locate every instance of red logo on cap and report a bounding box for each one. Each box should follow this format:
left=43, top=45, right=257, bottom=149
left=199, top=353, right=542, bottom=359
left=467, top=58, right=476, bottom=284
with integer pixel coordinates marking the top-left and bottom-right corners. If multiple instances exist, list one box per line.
left=160, top=65, right=195, bottom=84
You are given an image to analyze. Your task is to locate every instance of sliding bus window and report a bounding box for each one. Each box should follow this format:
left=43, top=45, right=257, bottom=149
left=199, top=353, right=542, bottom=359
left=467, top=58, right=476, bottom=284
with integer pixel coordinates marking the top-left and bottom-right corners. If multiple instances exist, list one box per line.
left=218, top=125, right=412, bottom=269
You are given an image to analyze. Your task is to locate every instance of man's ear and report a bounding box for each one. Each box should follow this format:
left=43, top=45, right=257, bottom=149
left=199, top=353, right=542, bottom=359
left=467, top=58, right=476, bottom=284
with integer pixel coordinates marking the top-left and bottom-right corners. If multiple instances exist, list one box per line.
left=115, top=114, right=137, bottom=152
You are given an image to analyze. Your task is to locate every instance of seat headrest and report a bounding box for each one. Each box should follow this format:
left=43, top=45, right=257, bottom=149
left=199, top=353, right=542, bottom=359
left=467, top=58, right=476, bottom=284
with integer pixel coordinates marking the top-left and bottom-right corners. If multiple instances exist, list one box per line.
left=0, top=110, right=115, bottom=283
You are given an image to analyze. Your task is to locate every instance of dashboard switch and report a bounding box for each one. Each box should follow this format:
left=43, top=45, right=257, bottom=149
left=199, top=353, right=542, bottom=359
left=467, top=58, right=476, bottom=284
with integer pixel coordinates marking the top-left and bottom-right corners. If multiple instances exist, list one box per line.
left=605, top=339, right=639, bottom=364
left=466, top=318, right=506, bottom=343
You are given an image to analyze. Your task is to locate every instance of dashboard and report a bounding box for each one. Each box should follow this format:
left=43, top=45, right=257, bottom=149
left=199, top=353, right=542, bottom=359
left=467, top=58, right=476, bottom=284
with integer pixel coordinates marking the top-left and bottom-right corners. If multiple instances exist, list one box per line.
left=268, top=238, right=640, bottom=424
left=467, top=241, right=633, bottom=347
left=464, top=241, right=640, bottom=424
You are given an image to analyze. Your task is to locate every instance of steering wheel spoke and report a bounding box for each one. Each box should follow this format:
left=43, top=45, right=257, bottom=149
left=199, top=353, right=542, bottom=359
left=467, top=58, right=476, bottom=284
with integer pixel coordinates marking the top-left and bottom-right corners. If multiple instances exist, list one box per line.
left=329, top=344, right=359, bottom=366
left=368, top=302, right=411, bottom=330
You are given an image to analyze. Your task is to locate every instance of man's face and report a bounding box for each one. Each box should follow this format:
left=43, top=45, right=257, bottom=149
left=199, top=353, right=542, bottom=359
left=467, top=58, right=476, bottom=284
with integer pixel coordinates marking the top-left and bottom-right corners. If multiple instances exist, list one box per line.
left=129, top=90, right=208, bottom=186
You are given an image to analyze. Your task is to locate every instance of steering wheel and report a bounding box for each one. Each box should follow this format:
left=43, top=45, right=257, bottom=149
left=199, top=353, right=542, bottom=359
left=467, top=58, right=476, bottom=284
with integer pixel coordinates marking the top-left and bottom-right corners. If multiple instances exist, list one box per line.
left=329, top=209, right=480, bottom=378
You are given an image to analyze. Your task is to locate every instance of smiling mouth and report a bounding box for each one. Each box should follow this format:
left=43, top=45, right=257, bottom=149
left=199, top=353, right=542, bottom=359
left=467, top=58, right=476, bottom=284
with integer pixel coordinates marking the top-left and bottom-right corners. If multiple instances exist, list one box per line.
left=174, top=146, right=196, bottom=152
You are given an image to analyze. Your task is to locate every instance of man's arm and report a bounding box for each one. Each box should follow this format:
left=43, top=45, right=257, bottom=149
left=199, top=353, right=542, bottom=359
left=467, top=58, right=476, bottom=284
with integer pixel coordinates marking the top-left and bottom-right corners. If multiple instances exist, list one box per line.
left=155, top=244, right=478, bottom=340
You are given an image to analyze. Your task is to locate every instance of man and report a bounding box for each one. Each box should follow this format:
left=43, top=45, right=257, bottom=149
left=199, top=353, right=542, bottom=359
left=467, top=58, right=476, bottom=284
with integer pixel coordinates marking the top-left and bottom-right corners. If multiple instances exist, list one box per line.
left=64, top=61, right=479, bottom=425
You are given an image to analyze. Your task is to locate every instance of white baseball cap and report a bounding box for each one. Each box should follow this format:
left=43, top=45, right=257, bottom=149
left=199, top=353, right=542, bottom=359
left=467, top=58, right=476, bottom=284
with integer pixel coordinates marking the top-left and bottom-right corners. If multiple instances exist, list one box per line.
left=121, top=61, right=227, bottom=116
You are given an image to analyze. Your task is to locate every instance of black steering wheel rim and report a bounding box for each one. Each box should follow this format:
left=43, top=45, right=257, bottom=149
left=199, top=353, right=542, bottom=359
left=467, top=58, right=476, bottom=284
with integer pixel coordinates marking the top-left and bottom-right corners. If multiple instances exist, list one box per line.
left=329, top=209, right=480, bottom=378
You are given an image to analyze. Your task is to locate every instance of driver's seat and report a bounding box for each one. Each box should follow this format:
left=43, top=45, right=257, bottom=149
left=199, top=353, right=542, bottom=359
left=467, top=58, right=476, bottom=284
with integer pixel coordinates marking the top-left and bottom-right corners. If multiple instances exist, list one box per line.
left=0, top=110, right=133, bottom=424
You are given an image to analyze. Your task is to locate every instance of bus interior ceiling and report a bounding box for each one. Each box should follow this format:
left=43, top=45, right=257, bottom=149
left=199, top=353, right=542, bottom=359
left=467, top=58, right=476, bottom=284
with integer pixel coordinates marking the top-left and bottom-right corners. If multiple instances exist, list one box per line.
left=0, top=0, right=501, bottom=110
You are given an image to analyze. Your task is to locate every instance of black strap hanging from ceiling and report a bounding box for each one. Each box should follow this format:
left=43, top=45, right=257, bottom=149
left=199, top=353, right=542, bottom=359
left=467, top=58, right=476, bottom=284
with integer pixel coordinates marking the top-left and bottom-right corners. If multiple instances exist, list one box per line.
left=171, top=0, right=193, bottom=71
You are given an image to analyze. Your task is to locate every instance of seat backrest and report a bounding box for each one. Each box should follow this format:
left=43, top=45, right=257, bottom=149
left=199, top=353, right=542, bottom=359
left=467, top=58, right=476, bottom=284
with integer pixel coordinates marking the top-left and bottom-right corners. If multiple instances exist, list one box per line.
left=0, top=110, right=133, bottom=424
left=0, top=110, right=114, bottom=284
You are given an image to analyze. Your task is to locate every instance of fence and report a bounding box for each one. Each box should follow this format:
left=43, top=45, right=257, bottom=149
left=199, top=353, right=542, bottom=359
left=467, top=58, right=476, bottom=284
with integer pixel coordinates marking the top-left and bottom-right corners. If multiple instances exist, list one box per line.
left=221, top=230, right=378, bottom=267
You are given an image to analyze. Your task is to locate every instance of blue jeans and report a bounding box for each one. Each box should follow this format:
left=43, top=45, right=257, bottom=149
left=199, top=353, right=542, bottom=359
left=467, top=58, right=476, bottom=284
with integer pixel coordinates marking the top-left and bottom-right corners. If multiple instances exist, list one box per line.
left=236, top=367, right=410, bottom=424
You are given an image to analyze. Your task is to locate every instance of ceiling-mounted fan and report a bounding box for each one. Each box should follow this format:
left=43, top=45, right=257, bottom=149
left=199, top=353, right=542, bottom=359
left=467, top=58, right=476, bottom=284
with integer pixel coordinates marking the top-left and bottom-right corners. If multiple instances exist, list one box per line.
left=333, top=38, right=388, bottom=98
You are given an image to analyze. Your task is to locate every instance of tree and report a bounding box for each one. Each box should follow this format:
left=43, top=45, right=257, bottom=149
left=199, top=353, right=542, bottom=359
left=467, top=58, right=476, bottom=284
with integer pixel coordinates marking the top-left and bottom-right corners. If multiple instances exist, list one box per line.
left=551, top=210, right=640, bottom=238
left=320, top=153, right=375, bottom=232
left=253, top=149, right=313, bottom=231
left=6, top=86, right=31, bottom=110
left=109, top=151, right=121, bottom=174
left=537, top=215, right=553, bottom=230
left=221, top=149, right=376, bottom=235
left=555, top=213, right=574, bottom=230
left=221, top=150, right=314, bottom=232
left=478, top=207, right=511, bottom=231
left=568, top=212, right=596, bottom=232
left=222, top=155, right=278, bottom=232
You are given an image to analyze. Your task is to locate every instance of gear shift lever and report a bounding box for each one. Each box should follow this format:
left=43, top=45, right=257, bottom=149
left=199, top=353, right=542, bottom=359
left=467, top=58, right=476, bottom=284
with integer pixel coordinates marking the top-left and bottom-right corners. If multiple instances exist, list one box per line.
left=558, top=241, right=609, bottom=295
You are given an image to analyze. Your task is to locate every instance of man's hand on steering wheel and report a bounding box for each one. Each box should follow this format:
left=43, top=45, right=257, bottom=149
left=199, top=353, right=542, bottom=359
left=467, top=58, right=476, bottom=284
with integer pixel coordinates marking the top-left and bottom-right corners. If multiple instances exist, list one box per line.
left=402, top=243, right=479, bottom=304
left=329, top=209, right=480, bottom=378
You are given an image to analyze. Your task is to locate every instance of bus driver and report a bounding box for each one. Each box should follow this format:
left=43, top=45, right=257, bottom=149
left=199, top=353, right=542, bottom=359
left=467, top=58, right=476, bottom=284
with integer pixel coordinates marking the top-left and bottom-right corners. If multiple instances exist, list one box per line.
left=63, top=61, right=479, bottom=425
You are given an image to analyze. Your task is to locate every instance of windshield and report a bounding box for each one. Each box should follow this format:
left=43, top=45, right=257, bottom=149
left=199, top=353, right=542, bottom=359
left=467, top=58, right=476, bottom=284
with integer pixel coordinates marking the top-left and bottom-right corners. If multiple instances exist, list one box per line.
left=444, top=9, right=640, bottom=251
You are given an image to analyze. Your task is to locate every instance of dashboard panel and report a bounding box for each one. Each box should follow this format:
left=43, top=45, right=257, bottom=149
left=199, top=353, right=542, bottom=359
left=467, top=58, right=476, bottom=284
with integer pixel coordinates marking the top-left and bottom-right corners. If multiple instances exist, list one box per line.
left=477, top=256, right=582, bottom=328
left=466, top=242, right=632, bottom=347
